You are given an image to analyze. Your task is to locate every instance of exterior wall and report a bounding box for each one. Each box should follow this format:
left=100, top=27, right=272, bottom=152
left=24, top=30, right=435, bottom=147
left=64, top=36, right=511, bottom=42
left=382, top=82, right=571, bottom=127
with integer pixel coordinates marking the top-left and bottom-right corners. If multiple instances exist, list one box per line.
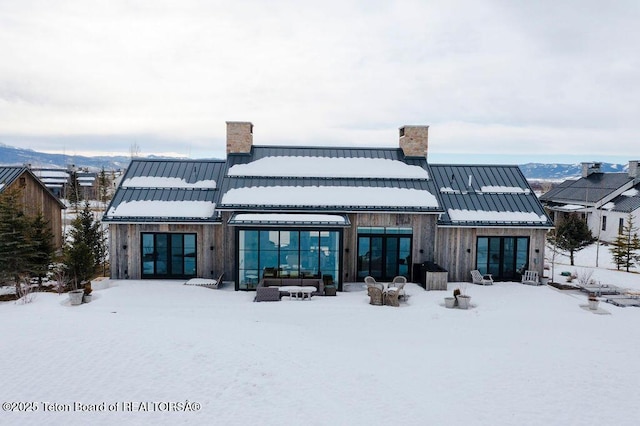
left=9, top=172, right=63, bottom=249
left=435, top=226, right=549, bottom=282
left=109, top=223, right=222, bottom=279
left=593, top=209, right=640, bottom=243
left=343, top=212, right=438, bottom=283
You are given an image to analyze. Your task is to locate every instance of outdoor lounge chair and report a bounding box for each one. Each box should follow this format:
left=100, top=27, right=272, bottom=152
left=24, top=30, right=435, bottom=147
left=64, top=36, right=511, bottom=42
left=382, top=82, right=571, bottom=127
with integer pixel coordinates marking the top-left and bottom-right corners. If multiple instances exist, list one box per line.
left=184, top=273, right=224, bottom=289
left=521, top=270, right=539, bottom=286
left=470, top=270, right=493, bottom=285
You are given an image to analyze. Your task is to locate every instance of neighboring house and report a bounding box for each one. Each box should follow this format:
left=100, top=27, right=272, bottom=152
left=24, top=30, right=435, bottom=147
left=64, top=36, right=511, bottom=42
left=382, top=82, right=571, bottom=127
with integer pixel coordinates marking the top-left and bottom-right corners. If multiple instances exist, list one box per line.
left=33, top=167, right=100, bottom=200
left=103, top=122, right=552, bottom=288
left=0, top=166, right=66, bottom=249
left=540, top=161, right=640, bottom=243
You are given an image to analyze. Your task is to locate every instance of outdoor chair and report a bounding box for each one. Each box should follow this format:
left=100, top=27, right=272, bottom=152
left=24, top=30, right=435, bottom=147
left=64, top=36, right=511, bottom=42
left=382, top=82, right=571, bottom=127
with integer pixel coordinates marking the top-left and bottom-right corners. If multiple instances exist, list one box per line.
left=392, top=276, right=407, bottom=300
left=367, top=286, right=383, bottom=305
left=364, top=276, right=377, bottom=286
left=384, top=287, right=400, bottom=307
left=470, top=270, right=493, bottom=285
left=521, top=270, right=539, bottom=286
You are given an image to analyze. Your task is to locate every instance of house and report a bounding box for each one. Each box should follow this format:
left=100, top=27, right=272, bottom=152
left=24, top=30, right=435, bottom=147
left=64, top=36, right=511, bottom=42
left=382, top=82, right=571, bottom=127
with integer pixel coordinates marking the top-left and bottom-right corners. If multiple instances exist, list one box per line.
left=103, top=122, right=552, bottom=288
left=33, top=167, right=100, bottom=200
left=0, top=166, right=66, bottom=249
left=540, top=161, right=640, bottom=243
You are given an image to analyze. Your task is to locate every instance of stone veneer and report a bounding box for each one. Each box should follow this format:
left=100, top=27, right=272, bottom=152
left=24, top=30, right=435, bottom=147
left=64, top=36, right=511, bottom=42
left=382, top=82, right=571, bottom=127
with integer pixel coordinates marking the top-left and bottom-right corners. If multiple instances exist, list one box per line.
left=399, top=125, right=429, bottom=157
left=226, top=121, right=253, bottom=154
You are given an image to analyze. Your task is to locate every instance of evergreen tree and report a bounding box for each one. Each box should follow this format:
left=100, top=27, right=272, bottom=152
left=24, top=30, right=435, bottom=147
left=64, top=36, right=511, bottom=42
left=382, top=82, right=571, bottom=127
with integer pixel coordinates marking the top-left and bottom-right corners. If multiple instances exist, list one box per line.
left=27, top=212, right=55, bottom=285
left=65, top=240, right=94, bottom=289
left=67, top=170, right=82, bottom=208
left=609, top=213, right=640, bottom=272
left=98, top=167, right=111, bottom=207
left=548, top=213, right=596, bottom=266
left=0, top=186, right=33, bottom=290
left=65, top=202, right=106, bottom=284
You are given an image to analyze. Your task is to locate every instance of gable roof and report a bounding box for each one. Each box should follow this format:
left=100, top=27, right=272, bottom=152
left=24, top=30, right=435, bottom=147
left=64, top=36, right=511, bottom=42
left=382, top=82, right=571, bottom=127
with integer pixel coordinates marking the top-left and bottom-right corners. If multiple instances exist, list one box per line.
left=102, top=159, right=226, bottom=223
left=0, top=166, right=25, bottom=191
left=218, top=146, right=442, bottom=212
left=0, top=166, right=66, bottom=208
left=539, top=172, right=635, bottom=206
left=430, top=164, right=553, bottom=227
left=602, top=184, right=640, bottom=214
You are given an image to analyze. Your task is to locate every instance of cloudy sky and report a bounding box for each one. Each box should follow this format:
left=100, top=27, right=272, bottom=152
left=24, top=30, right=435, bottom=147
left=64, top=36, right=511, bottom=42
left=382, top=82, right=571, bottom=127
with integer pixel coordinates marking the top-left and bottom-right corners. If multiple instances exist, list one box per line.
left=1, top=0, right=639, bottom=164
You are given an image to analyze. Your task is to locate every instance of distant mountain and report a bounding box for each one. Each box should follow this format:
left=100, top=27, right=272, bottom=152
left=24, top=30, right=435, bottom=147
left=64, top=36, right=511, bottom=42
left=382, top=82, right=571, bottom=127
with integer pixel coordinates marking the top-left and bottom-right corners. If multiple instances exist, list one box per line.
left=0, top=143, right=628, bottom=180
left=519, top=162, right=627, bottom=180
left=0, top=143, right=179, bottom=171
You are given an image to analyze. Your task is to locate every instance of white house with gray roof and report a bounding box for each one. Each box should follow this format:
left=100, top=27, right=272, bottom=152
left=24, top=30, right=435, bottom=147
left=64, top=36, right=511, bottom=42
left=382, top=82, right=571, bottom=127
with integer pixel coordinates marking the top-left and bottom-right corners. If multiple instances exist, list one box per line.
left=540, top=161, right=640, bottom=243
left=103, top=122, right=552, bottom=289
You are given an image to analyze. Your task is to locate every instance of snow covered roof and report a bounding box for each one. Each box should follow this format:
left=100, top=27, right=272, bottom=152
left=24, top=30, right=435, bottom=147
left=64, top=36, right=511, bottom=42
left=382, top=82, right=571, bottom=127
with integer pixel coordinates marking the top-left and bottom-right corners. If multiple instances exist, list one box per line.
left=107, top=200, right=216, bottom=219
left=220, top=186, right=438, bottom=210
left=220, top=146, right=441, bottom=213
left=228, top=213, right=350, bottom=226
left=602, top=183, right=640, bottom=213
left=448, top=209, right=548, bottom=224
left=228, top=156, right=429, bottom=179
left=103, top=159, right=226, bottom=223
left=430, top=164, right=553, bottom=227
left=122, top=176, right=217, bottom=189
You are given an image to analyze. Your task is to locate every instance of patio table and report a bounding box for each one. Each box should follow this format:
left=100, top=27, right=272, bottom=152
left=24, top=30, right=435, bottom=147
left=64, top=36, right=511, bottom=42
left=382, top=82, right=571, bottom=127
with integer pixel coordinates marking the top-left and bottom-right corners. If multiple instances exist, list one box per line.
left=279, top=286, right=315, bottom=300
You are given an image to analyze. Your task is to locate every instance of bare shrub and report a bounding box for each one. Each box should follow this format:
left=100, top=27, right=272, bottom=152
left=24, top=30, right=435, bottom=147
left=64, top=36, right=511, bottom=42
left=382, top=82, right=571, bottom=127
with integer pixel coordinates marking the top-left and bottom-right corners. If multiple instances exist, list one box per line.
left=574, top=269, right=595, bottom=287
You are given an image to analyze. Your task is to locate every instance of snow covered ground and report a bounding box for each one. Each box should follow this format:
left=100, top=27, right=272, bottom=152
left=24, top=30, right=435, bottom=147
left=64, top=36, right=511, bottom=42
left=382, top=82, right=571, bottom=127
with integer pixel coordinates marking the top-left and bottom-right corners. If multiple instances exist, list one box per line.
left=2, top=244, right=640, bottom=426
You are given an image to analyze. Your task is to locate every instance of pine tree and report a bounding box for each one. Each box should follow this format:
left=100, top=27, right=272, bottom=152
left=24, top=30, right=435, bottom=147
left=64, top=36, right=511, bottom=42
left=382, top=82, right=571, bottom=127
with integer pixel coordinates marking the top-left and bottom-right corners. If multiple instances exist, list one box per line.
left=609, top=213, right=640, bottom=272
left=0, top=186, right=33, bottom=290
left=65, top=202, right=106, bottom=285
left=27, top=212, right=55, bottom=285
left=548, top=213, right=596, bottom=266
left=98, top=167, right=111, bottom=207
left=67, top=170, right=82, bottom=208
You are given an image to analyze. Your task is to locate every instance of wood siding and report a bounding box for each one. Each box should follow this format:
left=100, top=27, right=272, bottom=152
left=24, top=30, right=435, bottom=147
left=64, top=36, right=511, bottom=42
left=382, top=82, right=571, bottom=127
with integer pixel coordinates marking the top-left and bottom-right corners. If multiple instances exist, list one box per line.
left=343, top=213, right=438, bottom=283
left=435, top=227, right=549, bottom=282
left=8, top=172, right=63, bottom=249
left=109, top=223, right=222, bottom=280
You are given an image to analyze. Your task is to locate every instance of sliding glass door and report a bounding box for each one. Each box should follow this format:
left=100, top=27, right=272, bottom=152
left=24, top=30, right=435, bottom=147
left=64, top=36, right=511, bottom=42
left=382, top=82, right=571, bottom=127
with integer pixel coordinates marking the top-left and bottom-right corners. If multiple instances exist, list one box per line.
left=141, top=233, right=197, bottom=278
left=476, top=236, right=529, bottom=281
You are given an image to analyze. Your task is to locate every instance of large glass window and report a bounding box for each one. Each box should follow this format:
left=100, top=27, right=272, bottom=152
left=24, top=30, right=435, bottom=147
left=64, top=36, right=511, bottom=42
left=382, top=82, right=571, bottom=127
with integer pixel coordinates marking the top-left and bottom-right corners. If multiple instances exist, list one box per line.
left=237, top=229, right=341, bottom=290
left=357, top=227, right=412, bottom=281
left=141, top=233, right=197, bottom=278
left=476, top=236, right=529, bottom=281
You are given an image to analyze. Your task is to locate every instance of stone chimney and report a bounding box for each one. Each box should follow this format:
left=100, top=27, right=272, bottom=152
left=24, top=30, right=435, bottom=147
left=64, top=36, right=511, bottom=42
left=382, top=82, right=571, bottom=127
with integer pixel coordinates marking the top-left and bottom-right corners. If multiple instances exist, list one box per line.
left=629, top=160, right=639, bottom=179
left=399, top=125, right=429, bottom=157
left=226, top=121, right=253, bottom=154
left=581, top=162, right=602, bottom=178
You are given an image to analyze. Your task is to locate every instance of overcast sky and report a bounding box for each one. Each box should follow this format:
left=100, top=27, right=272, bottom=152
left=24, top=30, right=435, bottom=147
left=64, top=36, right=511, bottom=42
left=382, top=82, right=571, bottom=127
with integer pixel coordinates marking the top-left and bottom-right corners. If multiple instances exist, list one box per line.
left=1, top=0, right=639, bottom=164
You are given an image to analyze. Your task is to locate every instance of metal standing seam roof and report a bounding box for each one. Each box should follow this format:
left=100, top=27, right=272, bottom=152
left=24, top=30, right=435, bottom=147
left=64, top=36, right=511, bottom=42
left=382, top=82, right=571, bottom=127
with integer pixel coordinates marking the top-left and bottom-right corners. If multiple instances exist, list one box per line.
left=605, top=183, right=640, bottom=213
left=218, top=145, right=442, bottom=212
left=0, top=166, right=26, bottom=191
left=539, top=173, right=635, bottom=205
left=429, top=164, right=553, bottom=227
left=102, top=159, right=226, bottom=222
left=0, top=166, right=66, bottom=208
